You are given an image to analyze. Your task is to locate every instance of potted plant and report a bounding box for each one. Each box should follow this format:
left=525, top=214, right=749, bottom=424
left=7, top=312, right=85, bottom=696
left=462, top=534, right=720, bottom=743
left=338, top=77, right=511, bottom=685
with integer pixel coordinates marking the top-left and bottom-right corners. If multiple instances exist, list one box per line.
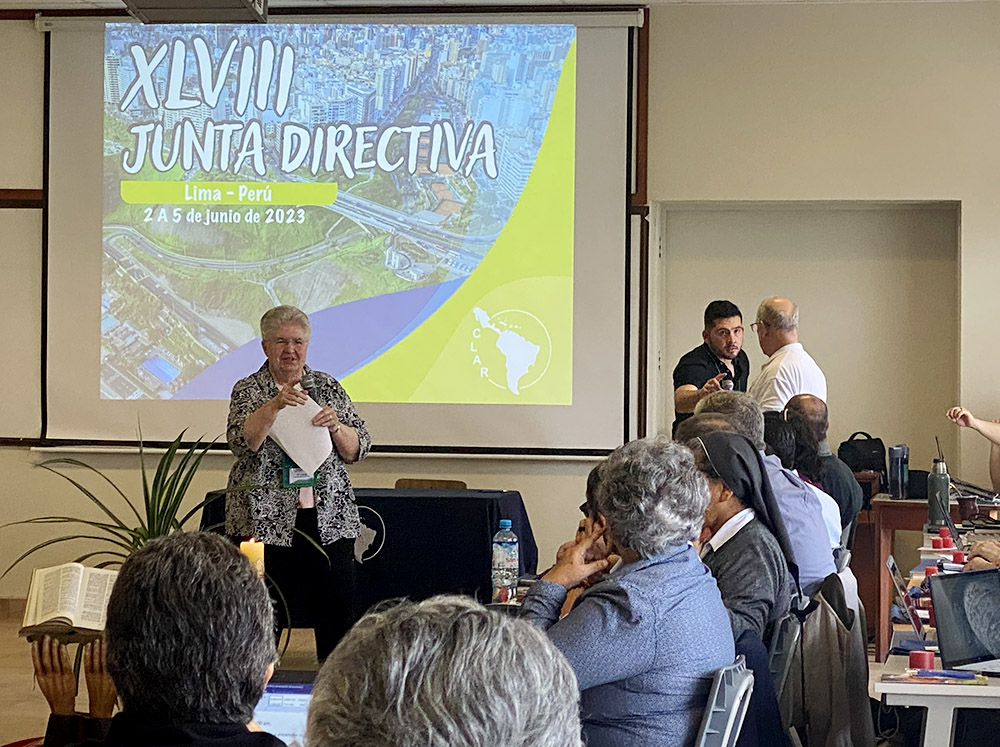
left=2, top=430, right=216, bottom=576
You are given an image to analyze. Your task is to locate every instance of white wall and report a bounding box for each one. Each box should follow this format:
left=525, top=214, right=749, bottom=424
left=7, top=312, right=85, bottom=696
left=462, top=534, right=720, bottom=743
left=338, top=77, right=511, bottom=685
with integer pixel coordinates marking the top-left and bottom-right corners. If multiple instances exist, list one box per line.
left=0, top=20, right=43, bottom=190
left=654, top=205, right=958, bottom=471
left=649, top=2, right=1000, bottom=485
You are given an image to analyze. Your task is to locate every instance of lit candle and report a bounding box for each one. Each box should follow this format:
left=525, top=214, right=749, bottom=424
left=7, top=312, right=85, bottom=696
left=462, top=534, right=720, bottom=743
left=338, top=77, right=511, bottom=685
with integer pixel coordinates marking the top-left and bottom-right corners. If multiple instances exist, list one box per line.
left=240, top=538, right=265, bottom=578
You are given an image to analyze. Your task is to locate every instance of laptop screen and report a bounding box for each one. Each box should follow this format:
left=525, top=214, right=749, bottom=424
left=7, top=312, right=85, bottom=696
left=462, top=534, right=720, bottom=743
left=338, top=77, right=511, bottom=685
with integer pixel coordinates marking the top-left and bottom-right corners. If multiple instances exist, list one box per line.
left=929, top=569, right=1000, bottom=670
left=253, top=675, right=315, bottom=747
left=886, top=555, right=923, bottom=638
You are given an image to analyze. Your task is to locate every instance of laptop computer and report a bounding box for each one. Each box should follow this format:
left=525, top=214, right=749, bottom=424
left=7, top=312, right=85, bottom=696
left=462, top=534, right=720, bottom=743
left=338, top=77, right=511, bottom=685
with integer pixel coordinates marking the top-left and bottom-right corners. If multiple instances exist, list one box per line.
left=929, top=568, right=1000, bottom=672
left=252, top=670, right=316, bottom=747
left=886, top=554, right=925, bottom=640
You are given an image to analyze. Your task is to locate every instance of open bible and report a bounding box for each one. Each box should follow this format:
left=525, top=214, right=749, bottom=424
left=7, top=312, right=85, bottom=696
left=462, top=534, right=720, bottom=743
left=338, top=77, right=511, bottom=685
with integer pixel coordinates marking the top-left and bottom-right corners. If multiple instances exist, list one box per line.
left=19, top=563, right=118, bottom=642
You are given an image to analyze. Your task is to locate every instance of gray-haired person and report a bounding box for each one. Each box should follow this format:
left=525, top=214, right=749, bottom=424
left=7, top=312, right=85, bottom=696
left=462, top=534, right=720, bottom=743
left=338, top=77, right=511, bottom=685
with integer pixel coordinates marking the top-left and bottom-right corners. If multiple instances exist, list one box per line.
left=520, top=436, right=735, bottom=747
left=306, top=595, right=582, bottom=747
left=37, top=531, right=283, bottom=747
left=227, top=304, right=371, bottom=660
left=747, top=296, right=827, bottom=412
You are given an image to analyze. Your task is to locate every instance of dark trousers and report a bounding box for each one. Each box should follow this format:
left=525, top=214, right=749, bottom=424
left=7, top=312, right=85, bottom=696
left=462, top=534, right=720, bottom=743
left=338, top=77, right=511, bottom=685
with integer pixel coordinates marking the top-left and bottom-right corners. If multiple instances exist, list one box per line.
left=264, top=508, right=358, bottom=661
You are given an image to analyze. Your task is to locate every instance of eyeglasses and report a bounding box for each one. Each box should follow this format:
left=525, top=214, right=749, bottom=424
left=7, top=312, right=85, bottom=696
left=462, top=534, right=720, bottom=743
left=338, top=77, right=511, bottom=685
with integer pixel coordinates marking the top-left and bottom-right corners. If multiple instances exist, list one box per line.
left=750, top=321, right=765, bottom=332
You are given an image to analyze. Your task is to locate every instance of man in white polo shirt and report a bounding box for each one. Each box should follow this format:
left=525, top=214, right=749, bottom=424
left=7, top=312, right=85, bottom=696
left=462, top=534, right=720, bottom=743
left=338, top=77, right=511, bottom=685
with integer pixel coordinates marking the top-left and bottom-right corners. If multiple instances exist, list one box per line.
left=748, top=296, right=826, bottom=412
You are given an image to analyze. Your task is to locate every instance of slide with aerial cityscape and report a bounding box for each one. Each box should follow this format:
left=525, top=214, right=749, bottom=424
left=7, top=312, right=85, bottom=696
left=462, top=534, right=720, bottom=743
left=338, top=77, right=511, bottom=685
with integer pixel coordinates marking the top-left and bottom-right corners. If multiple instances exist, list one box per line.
left=102, top=23, right=575, bottom=405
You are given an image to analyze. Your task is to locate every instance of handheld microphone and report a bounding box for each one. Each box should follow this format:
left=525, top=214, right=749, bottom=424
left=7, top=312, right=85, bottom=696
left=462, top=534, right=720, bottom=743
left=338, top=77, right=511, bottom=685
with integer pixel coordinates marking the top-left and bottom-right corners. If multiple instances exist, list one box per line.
left=300, top=371, right=316, bottom=397
left=720, top=378, right=734, bottom=391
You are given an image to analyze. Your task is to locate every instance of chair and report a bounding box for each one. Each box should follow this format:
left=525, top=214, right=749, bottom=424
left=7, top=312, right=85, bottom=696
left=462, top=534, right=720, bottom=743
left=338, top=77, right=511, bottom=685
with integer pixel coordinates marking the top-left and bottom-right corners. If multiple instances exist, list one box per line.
left=393, top=478, right=468, bottom=490
left=839, top=518, right=857, bottom=551
left=767, top=613, right=802, bottom=699
left=694, top=655, right=755, bottom=747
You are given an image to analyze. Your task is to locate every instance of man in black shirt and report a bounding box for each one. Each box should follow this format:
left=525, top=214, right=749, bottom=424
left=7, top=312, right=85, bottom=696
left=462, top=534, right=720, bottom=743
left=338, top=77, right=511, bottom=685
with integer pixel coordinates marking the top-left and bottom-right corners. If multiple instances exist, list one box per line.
left=672, top=300, right=750, bottom=434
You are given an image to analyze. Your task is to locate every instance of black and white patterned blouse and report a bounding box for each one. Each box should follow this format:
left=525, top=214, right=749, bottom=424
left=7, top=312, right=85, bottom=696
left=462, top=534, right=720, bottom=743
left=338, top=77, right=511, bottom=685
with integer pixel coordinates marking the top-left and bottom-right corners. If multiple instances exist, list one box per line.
left=225, top=363, right=371, bottom=547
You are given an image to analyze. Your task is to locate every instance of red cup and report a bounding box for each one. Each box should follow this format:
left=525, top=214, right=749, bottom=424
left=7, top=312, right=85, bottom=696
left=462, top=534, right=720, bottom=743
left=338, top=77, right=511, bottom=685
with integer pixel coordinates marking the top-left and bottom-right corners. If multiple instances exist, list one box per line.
left=953, top=551, right=965, bottom=564
left=910, top=650, right=935, bottom=669
left=925, top=566, right=939, bottom=578
left=939, top=526, right=950, bottom=538
left=942, top=536, right=954, bottom=549
left=932, top=538, right=944, bottom=549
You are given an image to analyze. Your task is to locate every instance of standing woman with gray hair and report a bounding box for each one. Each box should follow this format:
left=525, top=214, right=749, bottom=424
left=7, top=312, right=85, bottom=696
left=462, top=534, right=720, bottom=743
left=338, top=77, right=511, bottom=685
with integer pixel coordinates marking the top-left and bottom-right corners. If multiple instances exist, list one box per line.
left=227, top=305, right=371, bottom=661
left=520, top=436, right=735, bottom=747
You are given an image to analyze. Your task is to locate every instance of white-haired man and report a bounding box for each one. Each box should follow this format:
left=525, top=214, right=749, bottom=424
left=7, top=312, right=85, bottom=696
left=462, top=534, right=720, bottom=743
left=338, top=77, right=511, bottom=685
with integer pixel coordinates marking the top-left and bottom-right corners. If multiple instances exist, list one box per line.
left=748, top=297, right=827, bottom=412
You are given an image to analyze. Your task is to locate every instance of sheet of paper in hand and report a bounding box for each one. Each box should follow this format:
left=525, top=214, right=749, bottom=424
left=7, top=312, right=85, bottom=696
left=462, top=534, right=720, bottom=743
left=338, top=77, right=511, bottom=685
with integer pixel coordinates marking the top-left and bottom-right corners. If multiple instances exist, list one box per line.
left=269, top=395, right=333, bottom=476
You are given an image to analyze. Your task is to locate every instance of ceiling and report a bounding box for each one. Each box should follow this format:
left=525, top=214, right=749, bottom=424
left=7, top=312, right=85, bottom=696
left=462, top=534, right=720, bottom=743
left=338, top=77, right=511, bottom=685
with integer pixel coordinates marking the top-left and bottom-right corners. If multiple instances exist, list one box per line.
left=0, top=0, right=961, bottom=10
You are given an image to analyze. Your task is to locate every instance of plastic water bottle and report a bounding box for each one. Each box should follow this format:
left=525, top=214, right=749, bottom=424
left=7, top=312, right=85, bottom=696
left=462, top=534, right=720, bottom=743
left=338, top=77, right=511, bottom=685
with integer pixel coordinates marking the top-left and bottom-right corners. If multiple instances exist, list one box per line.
left=888, top=444, right=909, bottom=500
left=491, top=519, right=519, bottom=603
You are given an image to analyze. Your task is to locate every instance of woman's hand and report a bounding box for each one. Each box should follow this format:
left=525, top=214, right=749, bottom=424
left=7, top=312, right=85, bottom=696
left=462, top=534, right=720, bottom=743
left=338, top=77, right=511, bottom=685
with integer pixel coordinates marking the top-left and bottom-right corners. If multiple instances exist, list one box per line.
left=947, top=406, right=978, bottom=429
left=543, top=524, right=614, bottom=590
left=272, top=383, right=308, bottom=411
left=31, top=636, right=77, bottom=716
left=84, top=638, right=117, bottom=718
left=311, top=405, right=342, bottom=431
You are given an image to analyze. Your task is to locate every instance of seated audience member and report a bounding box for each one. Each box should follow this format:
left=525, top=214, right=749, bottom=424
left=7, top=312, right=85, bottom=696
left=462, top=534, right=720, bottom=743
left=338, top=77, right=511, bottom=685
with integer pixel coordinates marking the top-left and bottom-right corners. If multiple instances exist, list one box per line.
left=696, top=390, right=836, bottom=595
left=520, top=436, right=735, bottom=747
left=306, top=595, right=582, bottom=747
left=965, top=539, right=1000, bottom=571
left=785, top=394, right=863, bottom=527
left=688, top=431, right=793, bottom=646
left=947, top=405, right=1000, bottom=494
left=672, top=412, right=739, bottom=444
left=762, top=412, right=797, bottom=471
left=562, top=465, right=621, bottom=615
left=762, top=411, right=842, bottom=552
left=35, top=531, right=283, bottom=747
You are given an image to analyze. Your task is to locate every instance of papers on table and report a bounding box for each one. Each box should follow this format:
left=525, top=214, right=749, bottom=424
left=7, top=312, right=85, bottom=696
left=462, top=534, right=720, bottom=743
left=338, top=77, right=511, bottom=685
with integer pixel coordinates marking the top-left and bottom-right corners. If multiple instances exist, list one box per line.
left=268, top=394, right=332, bottom=476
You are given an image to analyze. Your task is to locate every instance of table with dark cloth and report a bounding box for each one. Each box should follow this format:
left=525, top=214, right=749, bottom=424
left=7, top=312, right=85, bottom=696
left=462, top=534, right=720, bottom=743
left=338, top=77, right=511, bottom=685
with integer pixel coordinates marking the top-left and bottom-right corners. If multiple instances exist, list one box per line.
left=201, top=487, right=537, bottom=623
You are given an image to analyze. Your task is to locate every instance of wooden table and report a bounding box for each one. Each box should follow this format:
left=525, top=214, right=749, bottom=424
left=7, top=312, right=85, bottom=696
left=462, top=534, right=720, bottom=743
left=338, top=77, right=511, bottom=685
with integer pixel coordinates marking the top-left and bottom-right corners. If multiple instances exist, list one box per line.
left=874, top=655, right=1000, bottom=745
left=873, top=495, right=961, bottom=660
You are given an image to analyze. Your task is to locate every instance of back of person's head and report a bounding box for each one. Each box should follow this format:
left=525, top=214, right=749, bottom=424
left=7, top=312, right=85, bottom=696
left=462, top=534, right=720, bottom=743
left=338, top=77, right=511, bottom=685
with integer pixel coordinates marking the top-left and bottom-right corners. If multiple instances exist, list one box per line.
left=784, top=394, right=829, bottom=443
left=673, top=412, right=738, bottom=444
left=596, top=436, right=708, bottom=556
left=695, top=390, right=766, bottom=451
left=784, top=408, right=823, bottom=482
left=105, top=531, right=276, bottom=723
left=306, top=595, right=582, bottom=747
left=704, top=299, right=742, bottom=329
left=763, top=412, right=797, bottom=471
left=756, top=297, right=799, bottom=332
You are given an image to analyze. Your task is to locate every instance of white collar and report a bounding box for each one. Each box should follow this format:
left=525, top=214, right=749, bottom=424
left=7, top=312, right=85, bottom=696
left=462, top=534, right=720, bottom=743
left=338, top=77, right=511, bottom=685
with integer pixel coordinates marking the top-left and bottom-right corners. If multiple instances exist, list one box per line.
left=703, top=507, right=755, bottom=555
left=766, top=341, right=803, bottom=362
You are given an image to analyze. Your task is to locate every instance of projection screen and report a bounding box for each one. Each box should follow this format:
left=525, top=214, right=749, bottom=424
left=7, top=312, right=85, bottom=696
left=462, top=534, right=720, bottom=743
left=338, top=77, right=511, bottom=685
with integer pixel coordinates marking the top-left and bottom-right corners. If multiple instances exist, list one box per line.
left=44, top=13, right=634, bottom=451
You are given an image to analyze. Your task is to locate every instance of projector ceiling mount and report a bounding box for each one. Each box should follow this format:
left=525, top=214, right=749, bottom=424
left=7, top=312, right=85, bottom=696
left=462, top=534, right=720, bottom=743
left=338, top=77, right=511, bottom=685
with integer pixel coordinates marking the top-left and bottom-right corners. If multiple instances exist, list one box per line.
left=122, top=0, right=267, bottom=24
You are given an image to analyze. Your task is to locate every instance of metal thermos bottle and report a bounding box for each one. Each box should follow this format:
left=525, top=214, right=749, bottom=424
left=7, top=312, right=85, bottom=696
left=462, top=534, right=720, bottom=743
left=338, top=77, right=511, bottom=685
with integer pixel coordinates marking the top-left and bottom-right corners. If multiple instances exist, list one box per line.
left=927, top=458, right=950, bottom=526
left=888, top=445, right=909, bottom=500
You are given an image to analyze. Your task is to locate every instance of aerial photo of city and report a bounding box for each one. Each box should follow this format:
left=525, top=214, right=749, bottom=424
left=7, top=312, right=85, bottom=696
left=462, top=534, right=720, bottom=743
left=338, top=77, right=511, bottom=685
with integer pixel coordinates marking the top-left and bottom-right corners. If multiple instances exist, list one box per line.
left=101, top=22, right=575, bottom=399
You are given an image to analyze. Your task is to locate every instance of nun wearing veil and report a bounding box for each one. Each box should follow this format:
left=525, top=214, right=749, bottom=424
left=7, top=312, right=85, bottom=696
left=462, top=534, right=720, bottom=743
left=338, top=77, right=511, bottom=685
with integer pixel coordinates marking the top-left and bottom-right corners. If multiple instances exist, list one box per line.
left=688, top=430, right=796, bottom=646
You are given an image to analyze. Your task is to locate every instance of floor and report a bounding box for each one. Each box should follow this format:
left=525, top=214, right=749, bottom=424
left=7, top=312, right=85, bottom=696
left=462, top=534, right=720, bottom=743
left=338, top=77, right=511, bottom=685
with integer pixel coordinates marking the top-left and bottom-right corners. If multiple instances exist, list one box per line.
left=0, top=621, right=319, bottom=745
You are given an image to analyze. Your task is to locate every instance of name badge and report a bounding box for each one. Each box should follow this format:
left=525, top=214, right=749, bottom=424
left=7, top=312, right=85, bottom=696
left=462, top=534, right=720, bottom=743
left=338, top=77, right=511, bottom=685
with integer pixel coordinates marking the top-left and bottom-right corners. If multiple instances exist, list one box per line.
left=282, top=453, right=317, bottom=488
